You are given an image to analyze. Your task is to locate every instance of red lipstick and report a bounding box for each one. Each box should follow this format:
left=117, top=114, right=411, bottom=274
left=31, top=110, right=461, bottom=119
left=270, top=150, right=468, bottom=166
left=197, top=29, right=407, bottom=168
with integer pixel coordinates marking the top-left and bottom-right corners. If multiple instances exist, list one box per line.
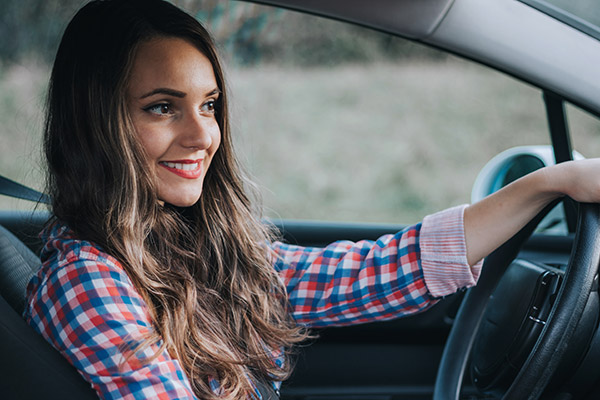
left=159, top=159, right=203, bottom=179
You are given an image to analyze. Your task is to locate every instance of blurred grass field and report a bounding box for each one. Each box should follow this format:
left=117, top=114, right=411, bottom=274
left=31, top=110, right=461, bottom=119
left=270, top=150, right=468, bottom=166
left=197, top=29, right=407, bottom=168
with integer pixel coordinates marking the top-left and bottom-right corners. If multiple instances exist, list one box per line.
left=228, top=60, right=600, bottom=223
left=3, top=57, right=599, bottom=223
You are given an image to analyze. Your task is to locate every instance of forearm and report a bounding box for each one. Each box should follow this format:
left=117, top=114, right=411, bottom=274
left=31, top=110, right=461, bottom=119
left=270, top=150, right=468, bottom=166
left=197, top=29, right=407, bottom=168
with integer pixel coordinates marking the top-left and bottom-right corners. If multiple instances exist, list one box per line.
left=464, top=164, right=563, bottom=266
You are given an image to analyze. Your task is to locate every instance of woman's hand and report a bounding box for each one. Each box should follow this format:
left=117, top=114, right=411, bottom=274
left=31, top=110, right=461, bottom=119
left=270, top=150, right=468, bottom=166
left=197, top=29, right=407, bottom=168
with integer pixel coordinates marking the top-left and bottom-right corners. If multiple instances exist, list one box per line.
left=464, top=159, right=600, bottom=266
left=543, top=159, right=600, bottom=203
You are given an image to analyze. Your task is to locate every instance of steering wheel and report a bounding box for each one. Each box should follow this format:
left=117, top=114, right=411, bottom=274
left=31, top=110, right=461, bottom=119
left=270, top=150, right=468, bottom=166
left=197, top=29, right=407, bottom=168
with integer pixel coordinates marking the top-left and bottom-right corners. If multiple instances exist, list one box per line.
left=433, top=201, right=600, bottom=399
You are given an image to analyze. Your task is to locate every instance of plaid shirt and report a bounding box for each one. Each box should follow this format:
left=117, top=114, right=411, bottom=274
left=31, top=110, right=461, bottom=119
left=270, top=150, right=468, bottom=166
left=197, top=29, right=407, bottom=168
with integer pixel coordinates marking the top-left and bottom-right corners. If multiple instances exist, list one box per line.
left=24, top=205, right=480, bottom=399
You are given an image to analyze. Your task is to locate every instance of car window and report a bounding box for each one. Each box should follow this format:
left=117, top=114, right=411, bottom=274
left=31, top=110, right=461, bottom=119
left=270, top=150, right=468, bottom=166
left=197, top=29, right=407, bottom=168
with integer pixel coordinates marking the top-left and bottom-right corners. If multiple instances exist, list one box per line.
left=0, top=0, right=84, bottom=210
left=1, top=0, right=553, bottom=226
left=566, top=103, right=600, bottom=158
left=200, top=2, right=551, bottom=224
left=520, top=0, right=600, bottom=40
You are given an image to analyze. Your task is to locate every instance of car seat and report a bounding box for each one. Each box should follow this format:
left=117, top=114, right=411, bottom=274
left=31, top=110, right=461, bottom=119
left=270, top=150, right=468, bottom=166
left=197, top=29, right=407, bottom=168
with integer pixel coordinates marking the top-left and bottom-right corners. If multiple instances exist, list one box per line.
left=0, top=223, right=98, bottom=399
left=0, top=178, right=281, bottom=399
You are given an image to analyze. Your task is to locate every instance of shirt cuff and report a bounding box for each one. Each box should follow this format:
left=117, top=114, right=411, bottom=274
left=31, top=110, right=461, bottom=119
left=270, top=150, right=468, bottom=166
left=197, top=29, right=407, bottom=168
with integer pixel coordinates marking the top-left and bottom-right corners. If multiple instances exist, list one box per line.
left=420, top=204, right=483, bottom=298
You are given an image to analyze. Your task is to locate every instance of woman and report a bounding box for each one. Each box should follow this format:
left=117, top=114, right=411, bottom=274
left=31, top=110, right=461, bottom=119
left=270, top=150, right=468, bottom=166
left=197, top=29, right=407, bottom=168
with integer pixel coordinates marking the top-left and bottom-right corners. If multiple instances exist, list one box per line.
left=22, top=0, right=600, bottom=399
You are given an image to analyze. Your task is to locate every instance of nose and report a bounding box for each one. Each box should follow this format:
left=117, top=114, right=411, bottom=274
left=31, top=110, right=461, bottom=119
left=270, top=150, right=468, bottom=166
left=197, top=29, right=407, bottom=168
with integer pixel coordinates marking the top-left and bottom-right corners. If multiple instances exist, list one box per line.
left=179, top=111, right=215, bottom=150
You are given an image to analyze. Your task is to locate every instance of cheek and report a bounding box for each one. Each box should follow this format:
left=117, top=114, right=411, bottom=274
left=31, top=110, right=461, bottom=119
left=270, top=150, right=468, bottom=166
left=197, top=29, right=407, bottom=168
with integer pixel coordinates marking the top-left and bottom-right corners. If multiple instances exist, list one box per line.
left=136, top=125, right=170, bottom=162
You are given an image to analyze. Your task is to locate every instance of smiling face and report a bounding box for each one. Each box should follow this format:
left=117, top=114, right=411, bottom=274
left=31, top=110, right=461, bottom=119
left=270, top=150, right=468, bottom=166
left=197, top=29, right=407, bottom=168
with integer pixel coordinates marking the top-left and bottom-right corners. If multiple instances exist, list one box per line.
left=127, top=37, right=221, bottom=207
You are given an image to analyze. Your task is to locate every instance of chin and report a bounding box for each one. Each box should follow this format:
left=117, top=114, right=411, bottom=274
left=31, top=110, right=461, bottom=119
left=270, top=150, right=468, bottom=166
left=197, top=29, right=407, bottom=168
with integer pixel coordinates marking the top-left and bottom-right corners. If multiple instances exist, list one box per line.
left=158, top=181, right=205, bottom=208
left=169, top=198, right=201, bottom=208
left=159, top=192, right=202, bottom=208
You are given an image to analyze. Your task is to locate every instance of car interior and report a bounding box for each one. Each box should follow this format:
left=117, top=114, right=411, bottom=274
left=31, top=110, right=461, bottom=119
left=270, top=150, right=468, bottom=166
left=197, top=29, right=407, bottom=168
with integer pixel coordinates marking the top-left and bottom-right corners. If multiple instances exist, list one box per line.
left=1, top=0, right=600, bottom=399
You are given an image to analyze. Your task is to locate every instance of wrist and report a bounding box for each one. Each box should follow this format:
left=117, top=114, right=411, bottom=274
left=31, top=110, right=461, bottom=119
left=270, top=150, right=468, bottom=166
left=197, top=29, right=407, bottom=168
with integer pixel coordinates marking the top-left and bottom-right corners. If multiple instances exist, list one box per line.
left=533, top=164, right=567, bottom=203
left=539, top=162, right=579, bottom=200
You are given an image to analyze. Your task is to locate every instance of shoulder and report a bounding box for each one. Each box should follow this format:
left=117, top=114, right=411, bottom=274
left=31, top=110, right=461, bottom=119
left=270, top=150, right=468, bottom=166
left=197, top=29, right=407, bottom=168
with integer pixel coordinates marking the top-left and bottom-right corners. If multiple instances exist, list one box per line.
left=22, top=222, right=191, bottom=397
left=39, top=220, right=124, bottom=273
left=24, top=220, right=147, bottom=326
left=35, top=220, right=130, bottom=287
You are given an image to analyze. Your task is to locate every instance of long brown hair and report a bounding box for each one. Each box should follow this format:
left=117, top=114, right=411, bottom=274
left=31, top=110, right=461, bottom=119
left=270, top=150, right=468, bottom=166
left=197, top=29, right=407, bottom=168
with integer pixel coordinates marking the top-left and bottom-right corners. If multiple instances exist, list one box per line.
left=44, top=0, right=307, bottom=398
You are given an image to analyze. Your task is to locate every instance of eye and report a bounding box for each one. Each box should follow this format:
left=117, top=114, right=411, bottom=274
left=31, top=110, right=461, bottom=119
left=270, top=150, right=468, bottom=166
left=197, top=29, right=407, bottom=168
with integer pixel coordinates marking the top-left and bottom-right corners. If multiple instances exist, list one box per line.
left=200, top=99, right=217, bottom=115
left=144, top=103, right=173, bottom=116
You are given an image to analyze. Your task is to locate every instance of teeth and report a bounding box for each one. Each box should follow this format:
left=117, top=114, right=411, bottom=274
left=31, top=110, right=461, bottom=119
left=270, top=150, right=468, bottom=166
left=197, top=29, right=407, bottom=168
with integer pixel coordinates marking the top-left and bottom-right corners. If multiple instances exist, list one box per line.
left=182, top=163, right=198, bottom=171
left=163, top=162, right=198, bottom=171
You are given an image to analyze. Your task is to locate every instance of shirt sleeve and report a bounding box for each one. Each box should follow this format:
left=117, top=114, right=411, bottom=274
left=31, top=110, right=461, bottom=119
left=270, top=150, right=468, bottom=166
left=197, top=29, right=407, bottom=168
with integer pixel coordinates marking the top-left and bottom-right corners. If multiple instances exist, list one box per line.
left=271, top=205, right=481, bottom=327
left=24, top=246, right=198, bottom=400
left=420, top=204, right=483, bottom=297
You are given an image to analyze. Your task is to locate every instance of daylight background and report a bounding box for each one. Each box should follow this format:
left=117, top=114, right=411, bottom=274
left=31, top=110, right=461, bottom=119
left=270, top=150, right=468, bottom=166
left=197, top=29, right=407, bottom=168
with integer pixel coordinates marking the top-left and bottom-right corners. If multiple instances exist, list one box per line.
left=1, top=0, right=600, bottom=223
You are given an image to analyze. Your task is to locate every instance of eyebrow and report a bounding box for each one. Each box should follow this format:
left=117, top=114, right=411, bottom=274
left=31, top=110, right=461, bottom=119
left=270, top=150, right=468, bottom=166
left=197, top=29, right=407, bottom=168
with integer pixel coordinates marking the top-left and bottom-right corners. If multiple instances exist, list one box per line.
left=140, top=88, right=186, bottom=99
left=139, top=87, right=221, bottom=99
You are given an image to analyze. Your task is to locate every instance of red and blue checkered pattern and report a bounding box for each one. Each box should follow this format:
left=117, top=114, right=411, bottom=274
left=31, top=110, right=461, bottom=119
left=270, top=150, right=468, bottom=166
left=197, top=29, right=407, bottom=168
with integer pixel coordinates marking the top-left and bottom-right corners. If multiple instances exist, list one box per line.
left=23, top=205, right=478, bottom=399
left=272, top=226, right=434, bottom=327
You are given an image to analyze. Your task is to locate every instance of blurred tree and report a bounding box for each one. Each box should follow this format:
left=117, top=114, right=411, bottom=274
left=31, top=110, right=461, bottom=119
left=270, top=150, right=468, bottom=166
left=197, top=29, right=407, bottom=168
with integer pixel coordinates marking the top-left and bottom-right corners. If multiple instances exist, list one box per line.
left=174, top=1, right=446, bottom=66
left=175, top=0, right=283, bottom=65
left=0, top=0, right=84, bottom=64
left=1, top=0, right=448, bottom=67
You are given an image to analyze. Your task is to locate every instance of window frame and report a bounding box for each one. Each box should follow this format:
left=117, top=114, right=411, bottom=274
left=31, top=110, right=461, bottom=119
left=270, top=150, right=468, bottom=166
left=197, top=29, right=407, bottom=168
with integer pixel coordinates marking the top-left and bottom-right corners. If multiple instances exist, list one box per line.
left=519, top=0, right=600, bottom=41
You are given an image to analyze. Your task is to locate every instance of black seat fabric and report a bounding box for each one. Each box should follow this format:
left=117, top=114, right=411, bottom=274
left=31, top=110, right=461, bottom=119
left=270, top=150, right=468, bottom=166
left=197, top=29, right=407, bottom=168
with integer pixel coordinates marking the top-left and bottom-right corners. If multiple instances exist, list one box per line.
left=0, top=224, right=98, bottom=399
left=0, top=224, right=39, bottom=314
